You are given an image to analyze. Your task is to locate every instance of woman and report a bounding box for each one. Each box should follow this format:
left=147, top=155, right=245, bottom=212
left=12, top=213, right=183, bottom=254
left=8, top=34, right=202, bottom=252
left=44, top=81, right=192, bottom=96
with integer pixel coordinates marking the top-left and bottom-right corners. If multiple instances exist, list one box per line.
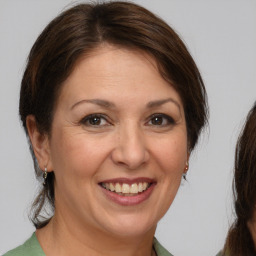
left=218, top=102, right=256, bottom=256
left=4, top=1, right=208, bottom=255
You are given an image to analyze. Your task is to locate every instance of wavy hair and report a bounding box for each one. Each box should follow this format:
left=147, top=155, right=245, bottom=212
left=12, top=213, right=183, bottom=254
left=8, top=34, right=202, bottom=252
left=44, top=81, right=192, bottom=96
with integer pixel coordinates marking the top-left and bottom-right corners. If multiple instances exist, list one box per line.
left=223, top=102, right=256, bottom=255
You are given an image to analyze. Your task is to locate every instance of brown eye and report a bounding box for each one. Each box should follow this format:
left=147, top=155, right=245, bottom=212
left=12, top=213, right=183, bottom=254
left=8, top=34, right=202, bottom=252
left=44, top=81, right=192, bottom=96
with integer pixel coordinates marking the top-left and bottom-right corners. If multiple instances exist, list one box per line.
left=151, top=116, right=164, bottom=125
left=80, top=114, right=109, bottom=127
left=148, top=114, right=175, bottom=126
left=89, top=116, right=102, bottom=125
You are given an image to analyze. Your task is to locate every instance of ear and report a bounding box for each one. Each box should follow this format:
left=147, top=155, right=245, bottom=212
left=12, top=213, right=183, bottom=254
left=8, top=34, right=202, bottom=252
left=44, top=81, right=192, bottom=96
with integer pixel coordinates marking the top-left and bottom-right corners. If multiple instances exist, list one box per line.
left=186, top=152, right=190, bottom=163
left=26, top=115, right=53, bottom=172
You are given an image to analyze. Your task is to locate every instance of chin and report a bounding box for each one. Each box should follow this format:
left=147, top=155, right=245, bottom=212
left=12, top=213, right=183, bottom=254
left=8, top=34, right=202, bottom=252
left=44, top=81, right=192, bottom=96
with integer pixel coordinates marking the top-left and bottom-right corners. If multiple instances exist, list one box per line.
left=99, top=214, right=157, bottom=239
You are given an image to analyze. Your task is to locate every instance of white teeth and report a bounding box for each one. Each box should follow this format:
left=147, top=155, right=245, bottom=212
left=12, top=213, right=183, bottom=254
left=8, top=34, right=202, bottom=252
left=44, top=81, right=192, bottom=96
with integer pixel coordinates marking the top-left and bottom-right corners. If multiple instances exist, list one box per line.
left=115, top=183, right=122, bottom=193
left=122, top=184, right=130, bottom=193
left=142, top=182, right=147, bottom=191
left=102, top=182, right=150, bottom=195
left=138, top=182, right=143, bottom=192
left=130, top=183, right=138, bottom=193
left=109, top=183, right=115, bottom=192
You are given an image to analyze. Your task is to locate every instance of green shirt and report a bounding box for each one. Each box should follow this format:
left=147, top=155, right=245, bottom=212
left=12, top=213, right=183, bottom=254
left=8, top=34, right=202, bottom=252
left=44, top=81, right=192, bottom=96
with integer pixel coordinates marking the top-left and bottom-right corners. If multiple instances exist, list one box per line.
left=4, top=233, right=173, bottom=256
left=3, top=233, right=44, bottom=256
left=216, top=251, right=225, bottom=256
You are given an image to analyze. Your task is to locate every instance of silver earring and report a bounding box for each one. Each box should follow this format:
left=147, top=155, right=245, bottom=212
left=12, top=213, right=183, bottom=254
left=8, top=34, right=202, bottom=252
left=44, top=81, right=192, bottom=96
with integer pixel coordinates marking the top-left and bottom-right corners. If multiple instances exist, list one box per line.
left=43, top=167, right=48, bottom=186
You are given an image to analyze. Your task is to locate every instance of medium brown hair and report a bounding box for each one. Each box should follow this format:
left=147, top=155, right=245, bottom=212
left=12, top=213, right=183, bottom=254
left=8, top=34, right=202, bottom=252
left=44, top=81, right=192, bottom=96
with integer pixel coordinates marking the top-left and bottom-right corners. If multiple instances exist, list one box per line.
left=19, top=1, right=208, bottom=228
left=223, top=102, right=256, bottom=255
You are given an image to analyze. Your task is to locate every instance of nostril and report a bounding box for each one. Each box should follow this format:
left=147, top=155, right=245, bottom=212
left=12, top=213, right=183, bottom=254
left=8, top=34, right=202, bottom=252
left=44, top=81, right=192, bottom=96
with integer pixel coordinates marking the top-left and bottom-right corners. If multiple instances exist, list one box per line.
left=111, top=129, right=149, bottom=169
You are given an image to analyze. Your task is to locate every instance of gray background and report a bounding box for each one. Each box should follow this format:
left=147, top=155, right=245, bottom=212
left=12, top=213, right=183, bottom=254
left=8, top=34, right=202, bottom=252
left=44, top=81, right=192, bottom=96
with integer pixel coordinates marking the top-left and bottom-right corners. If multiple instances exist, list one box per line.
left=1, top=0, right=256, bottom=255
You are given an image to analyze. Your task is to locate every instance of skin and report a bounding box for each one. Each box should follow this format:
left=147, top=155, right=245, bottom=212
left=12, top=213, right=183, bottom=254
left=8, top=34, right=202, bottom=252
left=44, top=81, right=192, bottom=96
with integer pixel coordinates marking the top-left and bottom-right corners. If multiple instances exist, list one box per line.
left=27, top=45, right=189, bottom=256
left=248, top=216, right=256, bottom=247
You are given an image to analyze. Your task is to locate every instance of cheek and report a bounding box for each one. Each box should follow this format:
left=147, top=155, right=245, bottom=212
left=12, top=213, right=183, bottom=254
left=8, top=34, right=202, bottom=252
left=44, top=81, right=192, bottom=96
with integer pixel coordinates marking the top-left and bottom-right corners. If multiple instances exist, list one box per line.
left=153, top=135, right=187, bottom=174
left=49, top=131, right=109, bottom=179
left=150, top=135, right=187, bottom=219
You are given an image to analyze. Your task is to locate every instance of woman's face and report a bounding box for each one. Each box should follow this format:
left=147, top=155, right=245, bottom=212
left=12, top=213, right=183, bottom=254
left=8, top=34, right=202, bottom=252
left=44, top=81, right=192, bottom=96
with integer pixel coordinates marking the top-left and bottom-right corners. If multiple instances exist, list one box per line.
left=45, top=45, right=188, bottom=238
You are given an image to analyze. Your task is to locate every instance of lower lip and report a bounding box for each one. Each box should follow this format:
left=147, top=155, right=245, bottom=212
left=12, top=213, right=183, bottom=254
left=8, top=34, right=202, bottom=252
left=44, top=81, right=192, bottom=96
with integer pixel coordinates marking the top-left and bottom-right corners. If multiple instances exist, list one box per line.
left=100, top=184, right=156, bottom=206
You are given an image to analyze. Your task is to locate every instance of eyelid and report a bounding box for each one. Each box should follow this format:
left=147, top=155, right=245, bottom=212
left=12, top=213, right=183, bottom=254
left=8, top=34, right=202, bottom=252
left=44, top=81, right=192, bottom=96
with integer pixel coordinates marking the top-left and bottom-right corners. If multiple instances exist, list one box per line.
left=79, top=113, right=112, bottom=126
left=78, top=113, right=176, bottom=128
left=146, top=113, right=176, bottom=126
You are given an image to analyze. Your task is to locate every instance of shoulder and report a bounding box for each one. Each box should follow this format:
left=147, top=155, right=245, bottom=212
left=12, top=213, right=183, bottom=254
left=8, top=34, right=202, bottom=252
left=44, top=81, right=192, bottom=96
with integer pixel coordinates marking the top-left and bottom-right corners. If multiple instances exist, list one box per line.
left=154, top=237, right=174, bottom=256
left=3, top=233, right=45, bottom=256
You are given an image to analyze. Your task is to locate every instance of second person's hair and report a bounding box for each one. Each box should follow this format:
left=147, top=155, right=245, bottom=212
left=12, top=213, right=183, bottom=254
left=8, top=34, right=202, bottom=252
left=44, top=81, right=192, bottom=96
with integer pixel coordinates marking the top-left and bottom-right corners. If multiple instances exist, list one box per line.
left=224, top=102, right=256, bottom=255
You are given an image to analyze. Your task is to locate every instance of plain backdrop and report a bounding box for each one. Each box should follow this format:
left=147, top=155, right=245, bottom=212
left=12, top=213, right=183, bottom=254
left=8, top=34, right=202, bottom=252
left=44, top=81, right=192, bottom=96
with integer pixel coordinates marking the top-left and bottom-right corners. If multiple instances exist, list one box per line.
left=0, top=0, right=256, bottom=255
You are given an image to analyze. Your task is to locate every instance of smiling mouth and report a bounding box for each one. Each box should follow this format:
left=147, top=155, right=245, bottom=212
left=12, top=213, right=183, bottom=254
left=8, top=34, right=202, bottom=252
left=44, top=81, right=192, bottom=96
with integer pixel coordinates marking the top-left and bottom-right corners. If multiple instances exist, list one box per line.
left=100, top=182, right=151, bottom=196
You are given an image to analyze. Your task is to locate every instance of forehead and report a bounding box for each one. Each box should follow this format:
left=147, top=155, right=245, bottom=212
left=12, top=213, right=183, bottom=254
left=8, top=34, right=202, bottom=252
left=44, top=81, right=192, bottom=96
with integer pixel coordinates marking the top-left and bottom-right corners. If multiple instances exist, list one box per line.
left=72, top=45, right=159, bottom=79
left=58, top=45, right=183, bottom=109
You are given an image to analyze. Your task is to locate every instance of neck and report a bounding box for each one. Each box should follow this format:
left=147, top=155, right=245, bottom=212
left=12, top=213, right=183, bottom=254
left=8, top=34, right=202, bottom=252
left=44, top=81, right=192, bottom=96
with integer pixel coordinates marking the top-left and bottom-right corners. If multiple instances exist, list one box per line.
left=248, top=219, right=256, bottom=249
left=36, top=211, right=156, bottom=256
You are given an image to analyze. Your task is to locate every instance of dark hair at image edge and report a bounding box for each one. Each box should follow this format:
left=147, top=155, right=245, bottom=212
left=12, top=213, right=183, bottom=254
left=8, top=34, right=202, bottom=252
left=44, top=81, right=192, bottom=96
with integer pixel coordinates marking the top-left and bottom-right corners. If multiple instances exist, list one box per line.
left=223, top=102, right=256, bottom=256
left=19, top=1, right=208, bottom=228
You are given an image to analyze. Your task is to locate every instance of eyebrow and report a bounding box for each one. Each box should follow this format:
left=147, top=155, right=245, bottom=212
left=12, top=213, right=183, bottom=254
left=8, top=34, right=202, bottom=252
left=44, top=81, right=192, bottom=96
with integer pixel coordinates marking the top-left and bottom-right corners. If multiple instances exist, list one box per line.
left=71, top=99, right=115, bottom=110
left=146, top=98, right=181, bottom=111
left=71, top=97, right=181, bottom=111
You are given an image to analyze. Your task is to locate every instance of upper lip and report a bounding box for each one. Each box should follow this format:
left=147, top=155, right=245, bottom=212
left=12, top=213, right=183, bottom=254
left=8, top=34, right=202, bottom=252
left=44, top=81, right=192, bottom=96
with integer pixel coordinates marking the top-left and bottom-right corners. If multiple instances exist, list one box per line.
left=99, top=177, right=155, bottom=185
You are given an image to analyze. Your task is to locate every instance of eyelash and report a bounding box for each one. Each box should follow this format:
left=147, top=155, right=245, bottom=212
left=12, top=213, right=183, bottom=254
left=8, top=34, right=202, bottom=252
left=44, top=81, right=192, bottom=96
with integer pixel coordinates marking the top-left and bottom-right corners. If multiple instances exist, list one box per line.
left=146, top=113, right=175, bottom=127
left=79, top=114, right=110, bottom=127
left=79, top=113, right=175, bottom=128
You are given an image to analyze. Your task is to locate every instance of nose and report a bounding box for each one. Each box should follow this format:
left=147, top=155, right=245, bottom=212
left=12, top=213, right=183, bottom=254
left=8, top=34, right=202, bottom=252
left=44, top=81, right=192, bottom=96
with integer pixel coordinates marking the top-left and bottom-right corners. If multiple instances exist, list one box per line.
left=111, top=124, right=149, bottom=170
